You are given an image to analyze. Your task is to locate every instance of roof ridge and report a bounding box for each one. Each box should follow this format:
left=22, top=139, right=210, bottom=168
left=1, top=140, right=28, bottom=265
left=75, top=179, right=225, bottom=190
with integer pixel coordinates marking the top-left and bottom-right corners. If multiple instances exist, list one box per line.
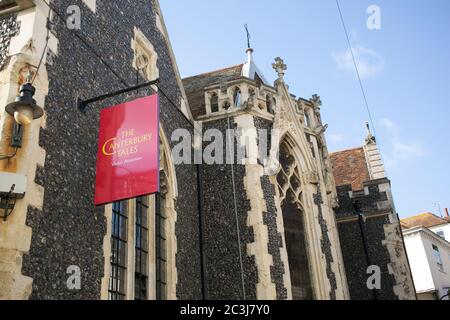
left=400, top=212, right=449, bottom=229
left=330, top=146, right=365, bottom=155
left=401, top=212, right=440, bottom=220
left=182, top=64, right=243, bottom=81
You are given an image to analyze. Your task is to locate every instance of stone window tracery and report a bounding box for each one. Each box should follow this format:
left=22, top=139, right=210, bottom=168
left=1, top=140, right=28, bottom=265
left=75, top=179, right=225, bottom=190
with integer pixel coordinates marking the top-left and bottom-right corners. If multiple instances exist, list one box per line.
left=132, top=28, right=159, bottom=81
left=277, top=140, right=304, bottom=206
left=277, top=138, right=314, bottom=300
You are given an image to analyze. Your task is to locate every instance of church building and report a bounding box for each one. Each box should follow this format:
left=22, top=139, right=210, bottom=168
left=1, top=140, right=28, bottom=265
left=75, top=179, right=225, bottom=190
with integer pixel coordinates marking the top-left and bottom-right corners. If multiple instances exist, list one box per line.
left=330, top=125, right=416, bottom=300
left=0, top=0, right=413, bottom=300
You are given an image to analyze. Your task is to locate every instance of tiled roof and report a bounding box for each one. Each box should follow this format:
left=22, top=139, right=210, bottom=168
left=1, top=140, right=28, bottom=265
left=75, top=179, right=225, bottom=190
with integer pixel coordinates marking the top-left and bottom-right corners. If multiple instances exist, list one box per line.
left=330, top=147, right=370, bottom=190
left=182, top=64, right=244, bottom=118
left=401, top=212, right=450, bottom=229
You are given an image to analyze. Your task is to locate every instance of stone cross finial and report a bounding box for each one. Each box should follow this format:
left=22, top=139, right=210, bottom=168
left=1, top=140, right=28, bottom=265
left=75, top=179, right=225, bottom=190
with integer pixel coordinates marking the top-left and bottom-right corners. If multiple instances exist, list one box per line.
left=272, top=57, right=287, bottom=79
left=365, top=122, right=371, bottom=135
left=311, top=94, right=323, bottom=123
left=365, top=122, right=376, bottom=144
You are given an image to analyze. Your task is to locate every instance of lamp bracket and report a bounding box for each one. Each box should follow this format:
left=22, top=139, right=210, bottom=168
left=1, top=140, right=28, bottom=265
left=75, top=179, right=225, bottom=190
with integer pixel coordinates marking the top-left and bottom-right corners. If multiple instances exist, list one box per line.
left=0, top=185, right=17, bottom=222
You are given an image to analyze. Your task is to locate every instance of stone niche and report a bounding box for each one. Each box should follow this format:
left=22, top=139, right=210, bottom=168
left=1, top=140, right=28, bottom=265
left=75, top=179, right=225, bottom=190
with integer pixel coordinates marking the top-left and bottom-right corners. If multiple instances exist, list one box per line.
left=131, top=27, right=159, bottom=82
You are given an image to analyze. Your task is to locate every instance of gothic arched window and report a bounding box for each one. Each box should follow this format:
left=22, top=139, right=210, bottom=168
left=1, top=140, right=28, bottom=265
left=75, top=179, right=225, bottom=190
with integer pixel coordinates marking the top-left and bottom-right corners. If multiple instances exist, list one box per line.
left=104, top=128, right=177, bottom=301
left=109, top=201, right=128, bottom=300
left=210, top=93, right=219, bottom=113
left=266, top=95, right=272, bottom=113
left=132, top=28, right=159, bottom=81
left=277, top=138, right=314, bottom=300
left=233, top=87, right=242, bottom=107
left=135, top=196, right=149, bottom=300
left=304, top=109, right=311, bottom=128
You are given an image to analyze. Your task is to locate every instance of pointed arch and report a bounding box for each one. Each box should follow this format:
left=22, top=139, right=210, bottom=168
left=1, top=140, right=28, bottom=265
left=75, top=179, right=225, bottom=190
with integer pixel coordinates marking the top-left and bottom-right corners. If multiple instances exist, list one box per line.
left=232, top=86, right=242, bottom=107
left=265, top=87, right=317, bottom=176
left=159, top=125, right=178, bottom=199
left=277, top=136, right=315, bottom=300
left=156, top=124, right=178, bottom=300
left=277, top=131, right=315, bottom=175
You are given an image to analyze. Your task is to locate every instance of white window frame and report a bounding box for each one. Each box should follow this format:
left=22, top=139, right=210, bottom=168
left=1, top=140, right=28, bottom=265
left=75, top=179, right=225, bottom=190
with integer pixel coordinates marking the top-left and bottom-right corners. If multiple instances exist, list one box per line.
left=432, top=244, right=444, bottom=272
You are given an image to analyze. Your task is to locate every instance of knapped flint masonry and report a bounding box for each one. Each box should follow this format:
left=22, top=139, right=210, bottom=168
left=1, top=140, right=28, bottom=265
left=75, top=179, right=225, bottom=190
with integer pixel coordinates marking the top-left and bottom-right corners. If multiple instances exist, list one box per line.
left=330, top=125, right=416, bottom=300
left=0, top=0, right=414, bottom=300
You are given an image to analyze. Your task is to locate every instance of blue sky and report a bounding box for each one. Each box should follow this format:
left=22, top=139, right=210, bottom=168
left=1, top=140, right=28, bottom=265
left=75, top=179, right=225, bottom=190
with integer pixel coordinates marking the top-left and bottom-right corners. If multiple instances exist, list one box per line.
left=160, top=0, right=450, bottom=218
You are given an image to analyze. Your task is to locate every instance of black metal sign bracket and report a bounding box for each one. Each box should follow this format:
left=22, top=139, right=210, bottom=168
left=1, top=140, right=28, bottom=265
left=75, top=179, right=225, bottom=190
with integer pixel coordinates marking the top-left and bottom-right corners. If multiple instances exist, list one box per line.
left=78, top=79, right=160, bottom=112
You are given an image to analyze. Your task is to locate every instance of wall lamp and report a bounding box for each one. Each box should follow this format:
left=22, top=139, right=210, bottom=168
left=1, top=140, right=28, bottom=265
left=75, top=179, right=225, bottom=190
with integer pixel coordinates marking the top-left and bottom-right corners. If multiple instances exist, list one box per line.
left=4, top=82, right=44, bottom=150
left=0, top=81, right=41, bottom=220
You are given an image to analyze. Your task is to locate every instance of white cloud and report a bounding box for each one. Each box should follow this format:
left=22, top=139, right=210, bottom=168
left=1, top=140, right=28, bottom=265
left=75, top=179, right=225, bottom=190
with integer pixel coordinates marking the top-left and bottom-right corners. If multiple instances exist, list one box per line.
left=380, top=118, right=395, bottom=130
left=392, top=139, right=425, bottom=159
left=379, top=118, right=426, bottom=167
left=333, top=45, right=385, bottom=80
left=328, top=133, right=344, bottom=143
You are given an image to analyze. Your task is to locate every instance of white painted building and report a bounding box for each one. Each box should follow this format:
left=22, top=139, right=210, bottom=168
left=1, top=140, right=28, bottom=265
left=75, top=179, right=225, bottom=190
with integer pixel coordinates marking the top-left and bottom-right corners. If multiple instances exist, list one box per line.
left=429, top=220, right=450, bottom=243
left=402, top=213, right=450, bottom=300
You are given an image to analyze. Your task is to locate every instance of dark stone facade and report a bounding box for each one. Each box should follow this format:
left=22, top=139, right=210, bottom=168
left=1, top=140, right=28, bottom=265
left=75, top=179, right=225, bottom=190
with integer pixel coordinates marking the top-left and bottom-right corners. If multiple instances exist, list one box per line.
left=199, top=118, right=258, bottom=300
left=21, top=0, right=202, bottom=299
left=198, top=115, right=299, bottom=300
left=335, top=179, right=398, bottom=300
left=261, top=175, right=287, bottom=299
left=0, top=0, right=354, bottom=301
left=0, top=12, right=20, bottom=70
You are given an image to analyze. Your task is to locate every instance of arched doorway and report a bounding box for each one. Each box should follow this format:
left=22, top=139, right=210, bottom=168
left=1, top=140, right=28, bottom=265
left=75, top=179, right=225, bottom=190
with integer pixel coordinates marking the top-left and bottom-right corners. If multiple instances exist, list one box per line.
left=277, top=139, right=314, bottom=300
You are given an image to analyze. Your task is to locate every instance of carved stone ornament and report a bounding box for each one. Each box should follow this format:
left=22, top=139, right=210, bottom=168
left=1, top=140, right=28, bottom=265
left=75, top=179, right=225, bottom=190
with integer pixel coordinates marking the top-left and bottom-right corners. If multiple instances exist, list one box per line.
left=272, top=57, right=287, bottom=80
left=310, top=94, right=322, bottom=109
left=314, top=124, right=328, bottom=136
left=304, top=171, right=319, bottom=185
